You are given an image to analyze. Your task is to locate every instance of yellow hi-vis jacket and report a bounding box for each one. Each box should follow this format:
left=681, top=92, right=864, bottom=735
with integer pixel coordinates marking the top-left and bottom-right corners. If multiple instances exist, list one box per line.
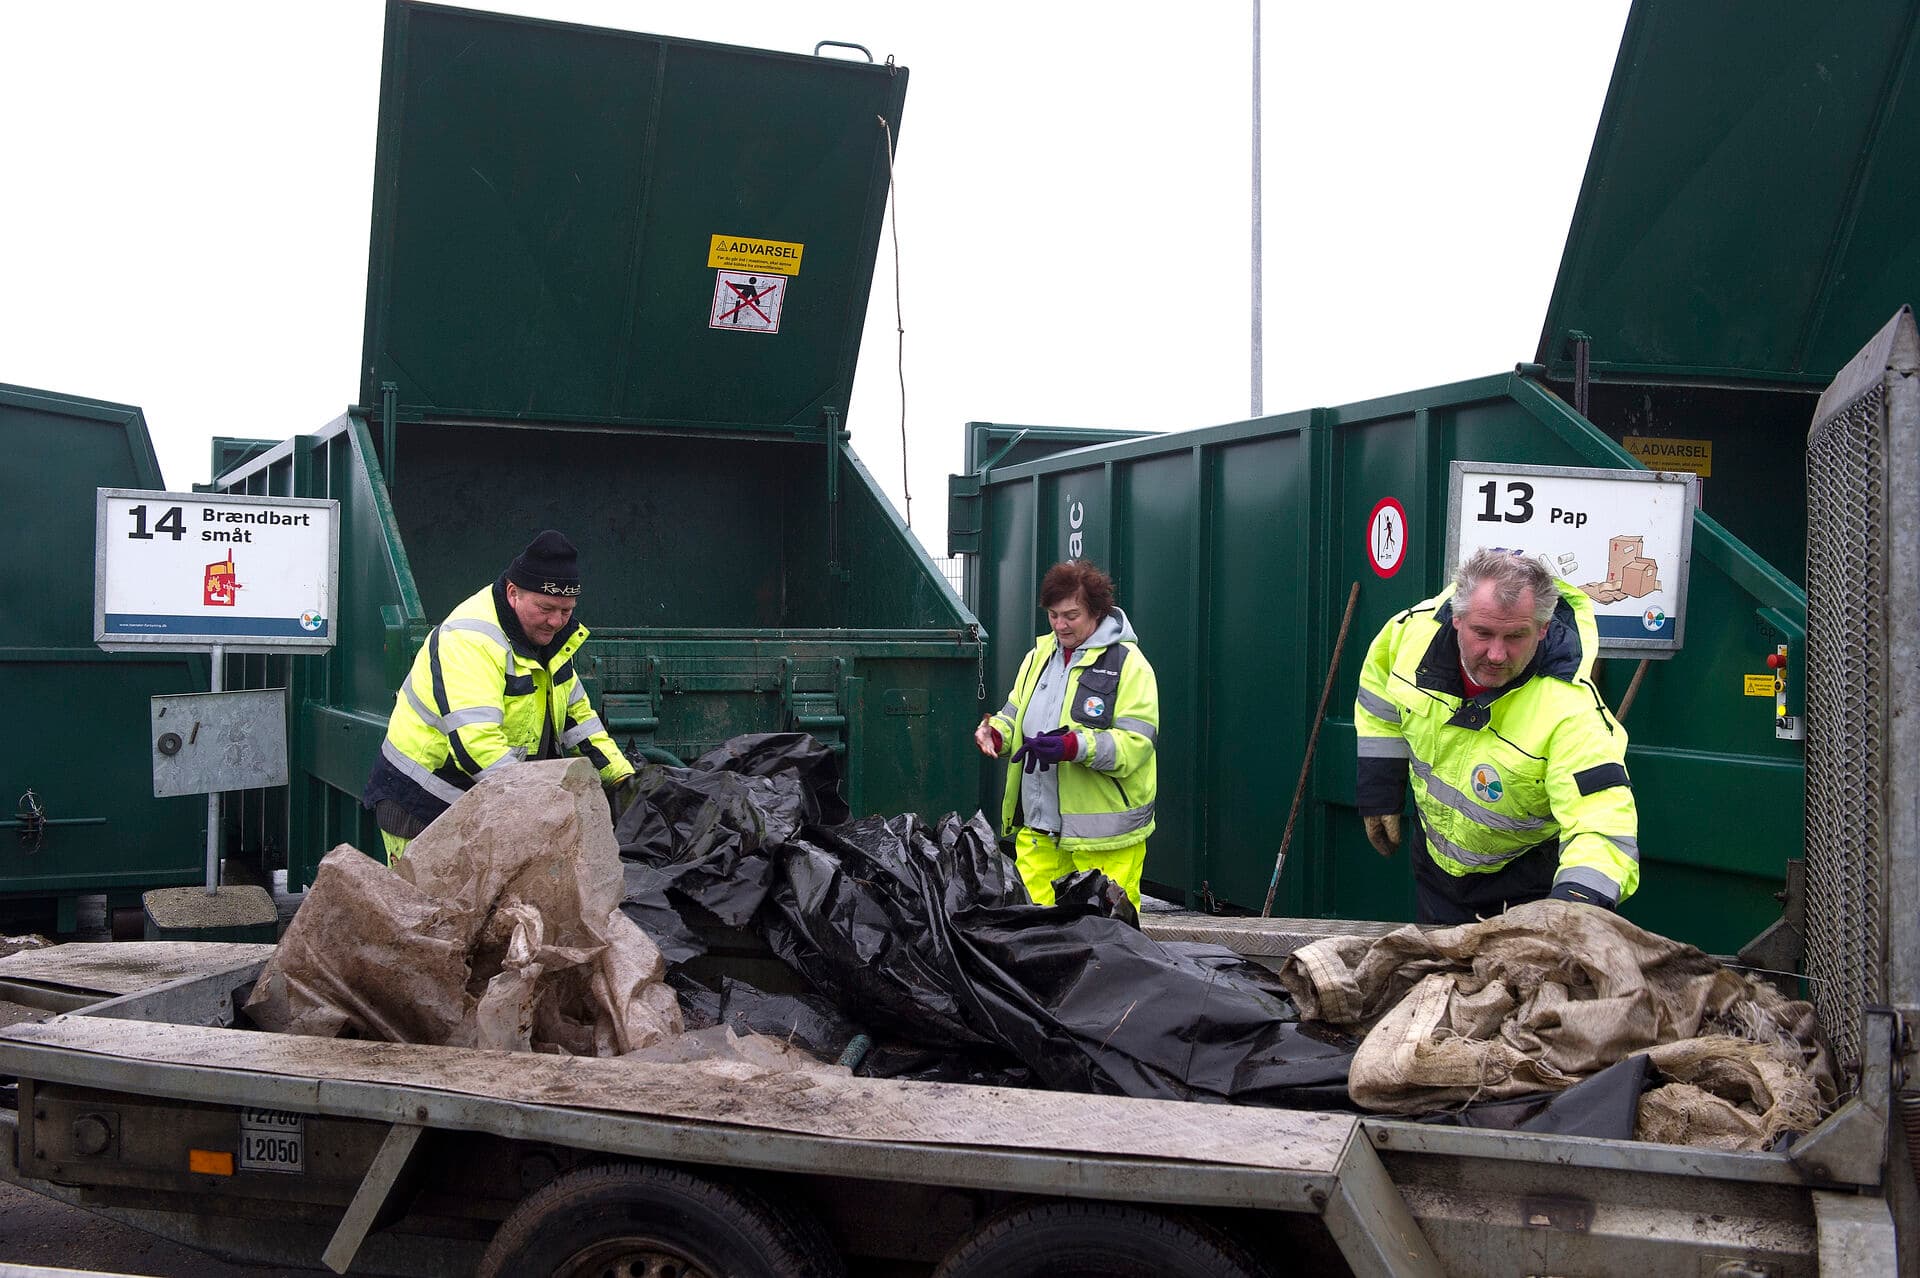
left=987, top=609, right=1159, bottom=854
left=1353, top=578, right=1640, bottom=906
left=363, top=580, right=632, bottom=826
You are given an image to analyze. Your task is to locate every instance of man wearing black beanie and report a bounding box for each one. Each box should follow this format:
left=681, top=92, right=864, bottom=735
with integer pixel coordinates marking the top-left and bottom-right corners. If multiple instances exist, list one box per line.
left=361, top=529, right=635, bottom=861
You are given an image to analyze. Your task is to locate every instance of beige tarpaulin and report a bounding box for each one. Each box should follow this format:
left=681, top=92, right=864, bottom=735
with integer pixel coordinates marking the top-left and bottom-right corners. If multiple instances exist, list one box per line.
left=246, top=758, right=685, bottom=1056
left=1277, top=899, right=1834, bottom=1149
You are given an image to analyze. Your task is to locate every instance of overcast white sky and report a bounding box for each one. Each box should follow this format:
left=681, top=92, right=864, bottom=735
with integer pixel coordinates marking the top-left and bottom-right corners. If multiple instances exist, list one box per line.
left=4, top=2, right=1631, bottom=551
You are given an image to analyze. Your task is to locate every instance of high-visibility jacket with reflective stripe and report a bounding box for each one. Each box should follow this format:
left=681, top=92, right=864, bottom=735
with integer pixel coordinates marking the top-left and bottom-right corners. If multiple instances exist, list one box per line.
left=987, top=629, right=1159, bottom=854
left=1353, top=579, right=1639, bottom=906
left=371, top=582, right=631, bottom=822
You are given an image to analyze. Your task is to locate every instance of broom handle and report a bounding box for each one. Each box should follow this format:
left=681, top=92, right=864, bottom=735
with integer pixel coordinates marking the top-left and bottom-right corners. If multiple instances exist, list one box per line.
left=1261, top=581, right=1363, bottom=918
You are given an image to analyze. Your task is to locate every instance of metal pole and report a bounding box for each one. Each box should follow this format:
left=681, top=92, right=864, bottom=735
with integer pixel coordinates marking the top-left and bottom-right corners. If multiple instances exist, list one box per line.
left=1251, top=0, right=1264, bottom=418
left=205, top=645, right=222, bottom=894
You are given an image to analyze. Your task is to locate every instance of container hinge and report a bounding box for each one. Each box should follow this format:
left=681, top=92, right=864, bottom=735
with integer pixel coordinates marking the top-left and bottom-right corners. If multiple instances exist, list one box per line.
left=824, top=407, right=852, bottom=584
left=599, top=657, right=663, bottom=765
left=380, top=382, right=400, bottom=490
left=784, top=658, right=849, bottom=756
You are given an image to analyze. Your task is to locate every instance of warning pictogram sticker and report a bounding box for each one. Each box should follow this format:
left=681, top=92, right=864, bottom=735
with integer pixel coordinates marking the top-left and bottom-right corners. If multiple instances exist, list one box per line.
left=710, top=270, right=786, bottom=334
left=1368, top=496, right=1408, bottom=577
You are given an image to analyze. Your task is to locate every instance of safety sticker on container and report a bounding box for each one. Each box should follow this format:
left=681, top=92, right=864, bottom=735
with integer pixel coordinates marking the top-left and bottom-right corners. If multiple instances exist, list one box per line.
left=710, top=271, right=786, bottom=334
left=708, top=234, right=804, bottom=276
left=1368, top=496, right=1408, bottom=577
left=1743, top=674, right=1777, bottom=697
left=1622, top=435, right=1712, bottom=477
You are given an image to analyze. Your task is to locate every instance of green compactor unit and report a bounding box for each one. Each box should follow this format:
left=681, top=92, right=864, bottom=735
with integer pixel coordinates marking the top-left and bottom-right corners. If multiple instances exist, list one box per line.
left=211, top=1, right=981, bottom=888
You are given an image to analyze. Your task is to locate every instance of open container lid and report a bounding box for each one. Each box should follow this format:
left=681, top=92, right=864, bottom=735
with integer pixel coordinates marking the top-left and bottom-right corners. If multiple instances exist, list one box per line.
left=1537, top=0, right=1920, bottom=386
left=360, top=1, right=906, bottom=431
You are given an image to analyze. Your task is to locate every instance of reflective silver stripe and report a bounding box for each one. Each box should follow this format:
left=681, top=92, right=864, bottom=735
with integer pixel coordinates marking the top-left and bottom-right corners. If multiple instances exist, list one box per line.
left=444, top=705, right=506, bottom=731
left=998, top=702, right=1018, bottom=721
left=1600, top=833, right=1640, bottom=864
left=1113, top=716, right=1158, bottom=744
left=1090, top=731, right=1117, bottom=771
left=1355, top=688, right=1401, bottom=724
left=403, top=683, right=503, bottom=733
left=1418, top=813, right=1522, bottom=868
left=562, top=716, right=606, bottom=748
left=567, top=680, right=587, bottom=706
left=1552, top=864, right=1622, bottom=903
left=402, top=682, right=445, bottom=731
left=440, top=617, right=510, bottom=650
left=1060, top=802, right=1154, bottom=841
left=1357, top=736, right=1410, bottom=758
left=380, top=739, right=466, bottom=806
left=475, top=748, right=525, bottom=781
left=1409, top=758, right=1547, bottom=833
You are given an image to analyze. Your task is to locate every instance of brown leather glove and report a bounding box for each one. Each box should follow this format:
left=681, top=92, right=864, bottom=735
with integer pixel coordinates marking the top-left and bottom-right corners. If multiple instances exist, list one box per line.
left=1364, top=813, right=1402, bottom=858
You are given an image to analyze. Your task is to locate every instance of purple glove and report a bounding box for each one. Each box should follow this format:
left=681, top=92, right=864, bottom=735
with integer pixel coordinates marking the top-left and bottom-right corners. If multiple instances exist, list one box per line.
left=1012, top=726, right=1078, bottom=773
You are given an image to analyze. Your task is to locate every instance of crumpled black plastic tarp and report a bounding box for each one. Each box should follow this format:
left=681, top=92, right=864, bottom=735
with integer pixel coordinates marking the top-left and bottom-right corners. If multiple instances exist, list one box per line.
left=617, top=734, right=1650, bottom=1128
left=614, top=733, right=845, bottom=964
left=762, top=813, right=1355, bottom=1106
left=668, top=971, right=1033, bottom=1087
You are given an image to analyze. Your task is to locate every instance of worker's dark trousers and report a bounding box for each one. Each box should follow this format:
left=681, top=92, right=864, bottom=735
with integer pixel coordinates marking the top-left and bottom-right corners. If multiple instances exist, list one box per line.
left=1412, top=835, right=1558, bottom=925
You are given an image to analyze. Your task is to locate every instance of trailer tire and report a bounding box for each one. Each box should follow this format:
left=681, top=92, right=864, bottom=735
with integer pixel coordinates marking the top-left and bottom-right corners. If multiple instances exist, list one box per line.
left=932, top=1200, right=1273, bottom=1278
left=475, top=1161, right=843, bottom=1278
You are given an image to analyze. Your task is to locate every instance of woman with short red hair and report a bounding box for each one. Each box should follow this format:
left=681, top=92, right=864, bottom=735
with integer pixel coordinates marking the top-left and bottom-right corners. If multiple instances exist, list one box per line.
left=974, top=560, right=1161, bottom=907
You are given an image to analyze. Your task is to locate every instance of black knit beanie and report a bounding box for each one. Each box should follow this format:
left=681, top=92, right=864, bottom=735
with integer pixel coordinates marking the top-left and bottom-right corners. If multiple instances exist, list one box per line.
left=506, top=530, right=581, bottom=597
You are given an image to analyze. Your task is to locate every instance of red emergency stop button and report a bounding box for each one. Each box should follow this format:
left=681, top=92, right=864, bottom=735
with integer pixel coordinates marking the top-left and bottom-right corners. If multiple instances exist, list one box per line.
left=1766, top=652, right=1787, bottom=670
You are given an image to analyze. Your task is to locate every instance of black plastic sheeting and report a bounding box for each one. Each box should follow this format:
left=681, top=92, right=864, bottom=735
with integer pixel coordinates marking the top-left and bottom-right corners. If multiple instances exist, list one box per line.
left=764, top=814, right=1355, bottom=1106
left=615, top=733, right=845, bottom=964
left=616, top=734, right=1652, bottom=1130
left=1418, top=1054, right=1651, bottom=1140
left=616, top=735, right=1353, bottom=1106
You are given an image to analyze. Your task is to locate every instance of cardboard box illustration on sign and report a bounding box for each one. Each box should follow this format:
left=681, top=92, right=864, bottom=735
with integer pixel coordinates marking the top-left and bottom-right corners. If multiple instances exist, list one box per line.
left=1581, top=533, right=1661, bottom=604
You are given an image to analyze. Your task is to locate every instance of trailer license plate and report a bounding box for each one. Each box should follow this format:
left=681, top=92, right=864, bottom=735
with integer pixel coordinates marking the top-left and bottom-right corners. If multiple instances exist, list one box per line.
left=238, top=1109, right=304, bottom=1173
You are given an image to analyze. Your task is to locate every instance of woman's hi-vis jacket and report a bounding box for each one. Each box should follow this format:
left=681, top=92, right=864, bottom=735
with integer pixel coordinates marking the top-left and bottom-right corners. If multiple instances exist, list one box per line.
left=1353, top=578, right=1640, bottom=907
left=987, top=614, right=1160, bottom=854
left=368, top=580, right=632, bottom=825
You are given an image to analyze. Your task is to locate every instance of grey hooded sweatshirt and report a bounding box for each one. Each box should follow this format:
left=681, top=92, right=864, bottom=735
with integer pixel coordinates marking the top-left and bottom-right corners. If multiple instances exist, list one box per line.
left=1018, top=607, right=1137, bottom=835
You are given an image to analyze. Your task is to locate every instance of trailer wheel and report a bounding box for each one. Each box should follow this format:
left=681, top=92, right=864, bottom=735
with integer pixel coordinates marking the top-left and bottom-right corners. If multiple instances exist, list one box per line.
left=933, top=1200, right=1273, bottom=1278
left=475, top=1162, right=842, bottom=1278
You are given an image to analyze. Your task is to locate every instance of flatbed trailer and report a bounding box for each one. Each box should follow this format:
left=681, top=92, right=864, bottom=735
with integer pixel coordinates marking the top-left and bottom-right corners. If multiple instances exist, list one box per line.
left=0, top=923, right=1899, bottom=1278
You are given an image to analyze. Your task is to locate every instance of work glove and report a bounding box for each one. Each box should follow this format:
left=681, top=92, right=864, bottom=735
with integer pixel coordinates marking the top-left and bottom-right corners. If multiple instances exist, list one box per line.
left=604, top=774, right=642, bottom=820
left=1363, top=813, right=1402, bottom=858
left=1012, top=726, right=1078, bottom=773
left=1548, top=880, right=1614, bottom=910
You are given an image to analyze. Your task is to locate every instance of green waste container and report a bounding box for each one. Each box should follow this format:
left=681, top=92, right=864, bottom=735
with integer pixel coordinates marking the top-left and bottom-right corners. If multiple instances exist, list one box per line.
left=952, top=375, right=1806, bottom=957
left=212, top=2, right=982, bottom=887
left=0, top=385, right=206, bottom=932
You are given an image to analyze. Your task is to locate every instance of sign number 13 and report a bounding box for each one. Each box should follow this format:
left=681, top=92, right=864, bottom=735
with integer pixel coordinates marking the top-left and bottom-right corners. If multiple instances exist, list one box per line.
left=1475, top=481, right=1534, bottom=524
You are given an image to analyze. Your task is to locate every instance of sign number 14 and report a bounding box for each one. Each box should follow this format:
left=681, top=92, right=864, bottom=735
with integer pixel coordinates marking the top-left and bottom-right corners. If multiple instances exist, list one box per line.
left=127, top=503, right=187, bottom=541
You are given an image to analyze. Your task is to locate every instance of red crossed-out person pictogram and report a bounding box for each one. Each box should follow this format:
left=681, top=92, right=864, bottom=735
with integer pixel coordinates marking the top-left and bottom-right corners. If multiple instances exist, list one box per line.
left=717, top=276, right=780, bottom=325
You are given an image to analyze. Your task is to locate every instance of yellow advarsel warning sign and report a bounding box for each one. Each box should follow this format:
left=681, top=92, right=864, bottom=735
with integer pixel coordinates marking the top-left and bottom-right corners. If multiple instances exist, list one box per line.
left=1743, top=674, right=1777, bottom=697
left=1623, top=435, right=1712, bottom=477
left=708, top=234, right=804, bottom=276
